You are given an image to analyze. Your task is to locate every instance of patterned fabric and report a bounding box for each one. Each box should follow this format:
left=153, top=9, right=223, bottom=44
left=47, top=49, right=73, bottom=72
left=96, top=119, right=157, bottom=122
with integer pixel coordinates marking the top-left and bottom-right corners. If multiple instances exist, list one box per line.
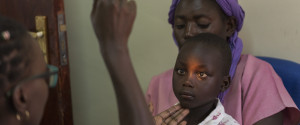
left=198, top=99, right=239, bottom=125
left=146, top=54, right=300, bottom=125
left=167, top=0, right=245, bottom=102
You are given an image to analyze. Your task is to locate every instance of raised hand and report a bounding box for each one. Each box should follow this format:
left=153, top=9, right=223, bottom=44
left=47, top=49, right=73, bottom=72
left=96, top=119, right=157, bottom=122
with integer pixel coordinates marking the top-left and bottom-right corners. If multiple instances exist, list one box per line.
left=91, top=0, right=136, bottom=48
left=154, top=104, right=189, bottom=125
left=91, top=0, right=155, bottom=125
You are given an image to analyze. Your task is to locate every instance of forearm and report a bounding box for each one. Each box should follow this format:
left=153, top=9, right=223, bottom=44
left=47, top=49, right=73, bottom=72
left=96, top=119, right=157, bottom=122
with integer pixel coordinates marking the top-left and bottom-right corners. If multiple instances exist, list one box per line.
left=253, top=111, right=283, bottom=125
left=100, top=43, right=154, bottom=125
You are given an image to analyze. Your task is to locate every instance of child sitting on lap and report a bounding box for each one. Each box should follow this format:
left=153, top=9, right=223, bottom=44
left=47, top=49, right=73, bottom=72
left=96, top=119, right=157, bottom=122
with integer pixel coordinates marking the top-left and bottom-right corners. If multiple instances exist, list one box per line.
left=168, top=33, right=239, bottom=125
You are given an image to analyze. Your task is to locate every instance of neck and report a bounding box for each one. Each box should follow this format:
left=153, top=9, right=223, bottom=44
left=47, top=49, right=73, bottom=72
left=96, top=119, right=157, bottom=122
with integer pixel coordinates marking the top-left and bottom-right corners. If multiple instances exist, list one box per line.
left=184, top=99, right=218, bottom=125
left=0, top=114, right=21, bottom=125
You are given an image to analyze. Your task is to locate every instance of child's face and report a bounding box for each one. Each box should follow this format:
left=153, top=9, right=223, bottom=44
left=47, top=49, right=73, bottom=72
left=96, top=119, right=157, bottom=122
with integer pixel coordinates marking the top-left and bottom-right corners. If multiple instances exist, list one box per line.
left=172, top=42, right=226, bottom=109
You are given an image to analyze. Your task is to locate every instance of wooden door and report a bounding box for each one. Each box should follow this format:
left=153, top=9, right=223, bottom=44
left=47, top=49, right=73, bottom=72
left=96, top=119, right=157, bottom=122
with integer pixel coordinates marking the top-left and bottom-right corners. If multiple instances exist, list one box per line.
left=0, top=0, right=73, bottom=125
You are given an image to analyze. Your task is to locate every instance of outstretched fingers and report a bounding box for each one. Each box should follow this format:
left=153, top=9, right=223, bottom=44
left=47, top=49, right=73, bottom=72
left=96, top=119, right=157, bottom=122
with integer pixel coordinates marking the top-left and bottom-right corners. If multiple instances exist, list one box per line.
left=166, top=109, right=189, bottom=125
left=154, top=105, right=180, bottom=124
left=154, top=104, right=190, bottom=125
left=160, top=105, right=181, bottom=119
left=126, top=0, right=136, bottom=15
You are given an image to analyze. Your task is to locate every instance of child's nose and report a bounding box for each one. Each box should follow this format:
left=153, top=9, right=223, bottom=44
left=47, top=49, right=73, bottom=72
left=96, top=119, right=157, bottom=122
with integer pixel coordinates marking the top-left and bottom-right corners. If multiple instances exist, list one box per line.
left=183, top=80, right=194, bottom=88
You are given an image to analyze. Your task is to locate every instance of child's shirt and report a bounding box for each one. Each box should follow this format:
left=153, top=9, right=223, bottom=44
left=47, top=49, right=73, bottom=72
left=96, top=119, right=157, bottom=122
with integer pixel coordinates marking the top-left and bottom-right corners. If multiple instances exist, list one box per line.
left=198, top=99, right=239, bottom=125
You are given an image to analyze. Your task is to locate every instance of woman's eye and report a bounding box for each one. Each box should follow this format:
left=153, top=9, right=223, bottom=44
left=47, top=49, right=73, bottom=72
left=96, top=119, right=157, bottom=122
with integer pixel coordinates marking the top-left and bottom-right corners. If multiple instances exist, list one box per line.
left=175, top=24, right=185, bottom=29
left=177, top=69, right=186, bottom=75
left=197, top=24, right=209, bottom=29
left=197, top=72, right=208, bottom=78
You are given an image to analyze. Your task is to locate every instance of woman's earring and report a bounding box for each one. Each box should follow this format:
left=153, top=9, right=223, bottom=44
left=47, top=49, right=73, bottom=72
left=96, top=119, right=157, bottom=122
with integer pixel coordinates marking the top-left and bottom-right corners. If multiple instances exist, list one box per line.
left=16, top=113, right=21, bottom=121
left=25, top=110, right=30, bottom=119
left=16, top=110, right=30, bottom=121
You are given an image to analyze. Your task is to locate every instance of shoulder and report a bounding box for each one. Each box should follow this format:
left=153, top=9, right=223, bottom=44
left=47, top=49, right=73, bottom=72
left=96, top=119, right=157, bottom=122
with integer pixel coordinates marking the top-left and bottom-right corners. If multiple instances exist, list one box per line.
left=238, top=54, right=282, bottom=95
left=146, top=69, right=177, bottom=115
left=149, top=69, right=173, bottom=86
left=151, top=69, right=173, bottom=80
left=236, top=55, right=300, bottom=124
left=147, top=68, right=173, bottom=93
left=238, top=54, right=276, bottom=82
left=240, top=54, right=272, bottom=69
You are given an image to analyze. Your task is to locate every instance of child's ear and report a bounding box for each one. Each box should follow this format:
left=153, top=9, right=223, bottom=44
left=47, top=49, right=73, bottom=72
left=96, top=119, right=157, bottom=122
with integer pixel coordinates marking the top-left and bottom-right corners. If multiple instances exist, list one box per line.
left=221, top=75, right=231, bottom=92
left=12, top=85, right=28, bottom=114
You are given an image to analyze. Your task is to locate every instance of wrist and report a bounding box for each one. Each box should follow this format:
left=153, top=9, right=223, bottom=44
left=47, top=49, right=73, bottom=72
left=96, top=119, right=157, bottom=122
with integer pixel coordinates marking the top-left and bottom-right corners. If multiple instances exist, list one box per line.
left=99, top=38, right=128, bottom=50
left=99, top=41, right=129, bottom=59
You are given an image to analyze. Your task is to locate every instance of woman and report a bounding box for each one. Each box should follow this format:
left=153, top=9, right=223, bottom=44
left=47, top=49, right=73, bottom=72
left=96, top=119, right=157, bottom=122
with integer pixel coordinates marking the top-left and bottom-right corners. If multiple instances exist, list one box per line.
left=146, top=0, right=300, bottom=125
left=0, top=16, right=58, bottom=125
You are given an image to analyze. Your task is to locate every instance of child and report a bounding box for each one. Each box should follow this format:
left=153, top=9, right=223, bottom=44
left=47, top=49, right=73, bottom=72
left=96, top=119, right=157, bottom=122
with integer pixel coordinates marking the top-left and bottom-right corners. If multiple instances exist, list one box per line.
left=171, top=33, right=239, bottom=125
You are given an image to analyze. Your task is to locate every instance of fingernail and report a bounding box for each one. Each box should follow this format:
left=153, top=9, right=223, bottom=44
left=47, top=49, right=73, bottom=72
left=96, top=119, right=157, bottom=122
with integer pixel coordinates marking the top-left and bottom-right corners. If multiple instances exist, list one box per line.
left=184, top=109, right=190, bottom=113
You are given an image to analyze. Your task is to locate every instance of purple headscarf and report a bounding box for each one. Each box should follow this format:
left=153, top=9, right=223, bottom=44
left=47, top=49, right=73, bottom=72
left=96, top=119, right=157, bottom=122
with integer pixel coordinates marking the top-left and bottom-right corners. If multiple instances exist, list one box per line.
left=168, top=0, right=245, bottom=103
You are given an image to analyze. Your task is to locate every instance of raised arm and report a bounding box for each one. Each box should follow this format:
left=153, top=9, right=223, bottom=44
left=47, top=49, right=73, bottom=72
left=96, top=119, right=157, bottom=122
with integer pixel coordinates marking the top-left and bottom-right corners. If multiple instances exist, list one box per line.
left=91, top=0, right=153, bottom=125
left=91, top=0, right=190, bottom=124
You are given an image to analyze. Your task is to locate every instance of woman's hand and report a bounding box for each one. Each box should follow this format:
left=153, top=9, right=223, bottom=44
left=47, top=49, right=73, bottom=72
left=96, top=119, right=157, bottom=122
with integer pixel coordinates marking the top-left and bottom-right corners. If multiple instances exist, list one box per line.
left=91, top=0, right=136, bottom=48
left=154, top=104, right=189, bottom=125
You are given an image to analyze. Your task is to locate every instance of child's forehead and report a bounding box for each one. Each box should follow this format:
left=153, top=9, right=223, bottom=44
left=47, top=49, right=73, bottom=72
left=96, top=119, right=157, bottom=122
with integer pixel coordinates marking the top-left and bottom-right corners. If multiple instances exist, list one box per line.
left=180, top=42, right=219, bottom=56
left=178, top=43, right=224, bottom=65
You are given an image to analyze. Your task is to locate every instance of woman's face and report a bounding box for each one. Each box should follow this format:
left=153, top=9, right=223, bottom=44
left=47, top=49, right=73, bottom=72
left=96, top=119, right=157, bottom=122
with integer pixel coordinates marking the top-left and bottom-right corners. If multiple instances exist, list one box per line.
left=22, top=37, right=49, bottom=125
left=174, top=0, right=229, bottom=48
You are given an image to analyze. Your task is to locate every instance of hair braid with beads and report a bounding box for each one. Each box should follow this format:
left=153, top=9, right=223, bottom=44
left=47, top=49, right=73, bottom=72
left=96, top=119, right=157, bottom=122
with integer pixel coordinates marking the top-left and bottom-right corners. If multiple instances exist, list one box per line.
left=0, top=16, right=32, bottom=91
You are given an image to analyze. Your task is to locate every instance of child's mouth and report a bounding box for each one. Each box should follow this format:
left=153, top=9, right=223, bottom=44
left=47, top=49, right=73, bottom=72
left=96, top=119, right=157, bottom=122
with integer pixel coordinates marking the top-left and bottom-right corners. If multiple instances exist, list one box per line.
left=179, top=91, right=195, bottom=100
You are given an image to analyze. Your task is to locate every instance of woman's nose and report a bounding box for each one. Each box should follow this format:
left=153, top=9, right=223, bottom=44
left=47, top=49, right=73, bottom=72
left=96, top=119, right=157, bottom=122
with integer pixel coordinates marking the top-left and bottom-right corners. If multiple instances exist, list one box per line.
left=184, top=23, right=198, bottom=39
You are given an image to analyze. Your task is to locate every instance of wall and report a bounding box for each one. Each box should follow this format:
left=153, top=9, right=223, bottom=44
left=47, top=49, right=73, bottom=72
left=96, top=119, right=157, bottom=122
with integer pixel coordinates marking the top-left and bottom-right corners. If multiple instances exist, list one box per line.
left=64, top=0, right=300, bottom=124
left=64, top=0, right=176, bottom=124
left=239, top=0, right=300, bottom=62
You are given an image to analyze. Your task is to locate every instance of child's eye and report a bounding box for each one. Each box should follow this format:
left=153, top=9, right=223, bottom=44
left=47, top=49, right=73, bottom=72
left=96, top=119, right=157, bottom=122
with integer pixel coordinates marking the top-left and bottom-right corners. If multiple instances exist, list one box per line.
left=177, top=69, right=186, bottom=75
left=196, top=72, right=208, bottom=79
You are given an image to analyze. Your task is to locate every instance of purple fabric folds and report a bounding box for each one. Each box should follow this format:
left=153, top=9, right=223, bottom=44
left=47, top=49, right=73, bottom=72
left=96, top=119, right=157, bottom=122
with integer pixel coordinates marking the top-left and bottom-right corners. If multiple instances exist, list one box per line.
left=167, top=0, right=245, bottom=102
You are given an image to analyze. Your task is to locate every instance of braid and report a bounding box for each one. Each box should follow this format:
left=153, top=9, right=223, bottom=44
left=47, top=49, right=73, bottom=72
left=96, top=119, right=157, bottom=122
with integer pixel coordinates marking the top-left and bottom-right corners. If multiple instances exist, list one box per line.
left=0, top=16, right=31, bottom=90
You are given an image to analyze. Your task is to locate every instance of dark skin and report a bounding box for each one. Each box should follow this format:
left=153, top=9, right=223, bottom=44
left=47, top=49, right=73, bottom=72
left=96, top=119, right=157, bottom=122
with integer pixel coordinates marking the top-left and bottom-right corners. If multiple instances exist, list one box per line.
left=91, top=0, right=188, bottom=125
left=172, top=0, right=283, bottom=124
left=173, top=0, right=235, bottom=47
left=91, top=0, right=153, bottom=125
left=0, top=35, right=48, bottom=125
left=173, top=41, right=231, bottom=125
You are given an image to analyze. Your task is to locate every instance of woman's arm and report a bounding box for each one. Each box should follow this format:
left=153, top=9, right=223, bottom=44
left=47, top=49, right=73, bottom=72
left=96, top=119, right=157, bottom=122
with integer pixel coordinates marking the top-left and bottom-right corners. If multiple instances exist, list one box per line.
left=91, top=0, right=189, bottom=124
left=91, top=0, right=153, bottom=125
left=254, top=111, right=283, bottom=125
